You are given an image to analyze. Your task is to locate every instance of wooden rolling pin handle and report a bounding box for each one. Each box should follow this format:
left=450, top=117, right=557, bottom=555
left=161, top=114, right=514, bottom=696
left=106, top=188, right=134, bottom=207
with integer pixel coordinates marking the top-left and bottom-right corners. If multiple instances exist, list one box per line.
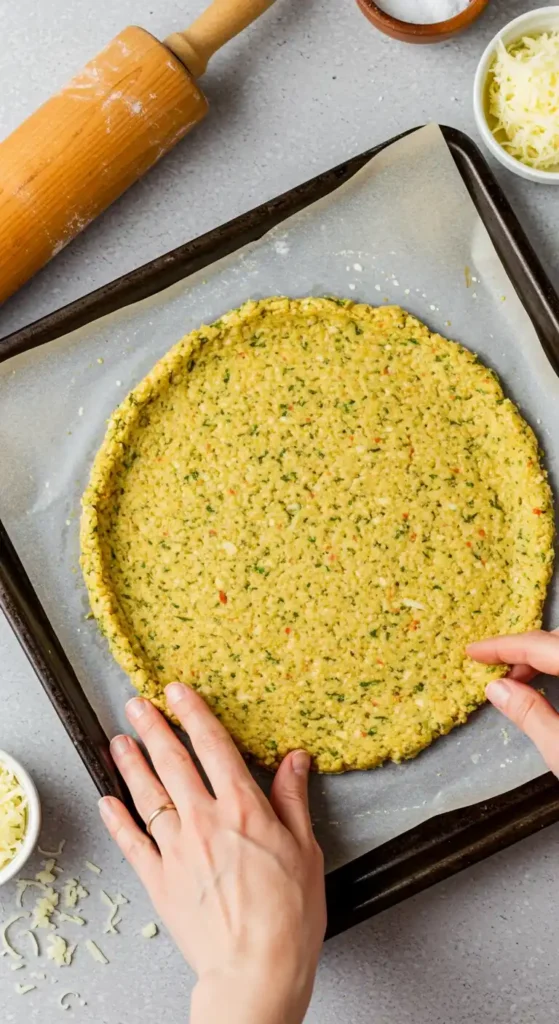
left=165, top=0, right=276, bottom=78
left=0, top=27, right=208, bottom=306
left=0, top=0, right=277, bottom=304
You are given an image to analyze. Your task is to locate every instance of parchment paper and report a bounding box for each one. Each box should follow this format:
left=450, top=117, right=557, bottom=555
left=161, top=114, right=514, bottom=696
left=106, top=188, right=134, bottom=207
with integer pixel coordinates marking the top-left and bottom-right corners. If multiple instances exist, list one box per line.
left=1, top=124, right=558, bottom=870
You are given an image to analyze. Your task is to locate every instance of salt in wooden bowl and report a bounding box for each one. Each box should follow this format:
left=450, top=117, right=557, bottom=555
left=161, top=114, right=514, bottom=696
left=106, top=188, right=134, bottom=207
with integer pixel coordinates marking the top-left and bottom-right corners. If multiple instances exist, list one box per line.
left=356, top=0, right=490, bottom=44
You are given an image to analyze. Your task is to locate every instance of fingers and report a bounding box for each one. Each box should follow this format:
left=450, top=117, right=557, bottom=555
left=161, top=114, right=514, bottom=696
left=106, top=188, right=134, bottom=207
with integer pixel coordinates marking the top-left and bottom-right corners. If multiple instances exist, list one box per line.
left=109, top=734, right=180, bottom=845
left=487, top=629, right=559, bottom=685
left=486, top=678, right=559, bottom=776
left=99, top=796, right=162, bottom=891
left=125, top=697, right=208, bottom=813
left=507, top=664, right=537, bottom=684
left=468, top=630, right=559, bottom=677
left=270, top=751, right=314, bottom=847
left=165, top=683, right=256, bottom=799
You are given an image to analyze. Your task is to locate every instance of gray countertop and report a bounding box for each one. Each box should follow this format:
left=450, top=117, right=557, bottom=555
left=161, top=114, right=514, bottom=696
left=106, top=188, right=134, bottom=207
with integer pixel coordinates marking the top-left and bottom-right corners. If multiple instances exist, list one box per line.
left=2, top=0, right=559, bottom=1021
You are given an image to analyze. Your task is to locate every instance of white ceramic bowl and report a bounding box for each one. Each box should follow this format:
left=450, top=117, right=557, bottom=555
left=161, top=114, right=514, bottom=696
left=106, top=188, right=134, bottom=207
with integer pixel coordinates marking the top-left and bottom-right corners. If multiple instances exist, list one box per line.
left=473, top=6, right=559, bottom=183
left=0, top=751, right=41, bottom=887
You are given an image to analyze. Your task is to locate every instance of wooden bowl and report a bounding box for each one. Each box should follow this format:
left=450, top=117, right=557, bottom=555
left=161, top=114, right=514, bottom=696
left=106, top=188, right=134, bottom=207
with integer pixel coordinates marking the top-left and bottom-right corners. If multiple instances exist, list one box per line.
left=355, top=0, right=490, bottom=43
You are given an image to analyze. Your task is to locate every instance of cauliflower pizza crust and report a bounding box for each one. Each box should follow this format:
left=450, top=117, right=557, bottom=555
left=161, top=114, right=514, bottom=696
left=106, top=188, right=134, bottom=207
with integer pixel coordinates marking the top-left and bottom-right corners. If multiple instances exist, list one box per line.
left=81, top=298, right=554, bottom=772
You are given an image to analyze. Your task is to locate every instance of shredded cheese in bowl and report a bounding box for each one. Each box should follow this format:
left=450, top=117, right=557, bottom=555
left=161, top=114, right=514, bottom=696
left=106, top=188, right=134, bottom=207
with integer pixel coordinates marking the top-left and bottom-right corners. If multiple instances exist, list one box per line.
left=0, top=753, right=40, bottom=884
left=488, top=31, right=559, bottom=171
left=0, top=760, right=28, bottom=872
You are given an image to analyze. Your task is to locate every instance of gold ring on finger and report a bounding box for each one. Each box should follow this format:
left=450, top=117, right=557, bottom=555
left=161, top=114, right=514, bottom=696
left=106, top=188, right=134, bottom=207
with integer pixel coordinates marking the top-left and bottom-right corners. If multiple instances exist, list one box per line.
left=146, top=802, right=178, bottom=837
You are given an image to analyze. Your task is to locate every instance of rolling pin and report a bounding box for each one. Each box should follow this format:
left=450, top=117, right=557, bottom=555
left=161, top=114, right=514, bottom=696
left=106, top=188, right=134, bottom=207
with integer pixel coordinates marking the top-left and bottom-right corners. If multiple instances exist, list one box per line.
left=0, top=0, right=276, bottom=306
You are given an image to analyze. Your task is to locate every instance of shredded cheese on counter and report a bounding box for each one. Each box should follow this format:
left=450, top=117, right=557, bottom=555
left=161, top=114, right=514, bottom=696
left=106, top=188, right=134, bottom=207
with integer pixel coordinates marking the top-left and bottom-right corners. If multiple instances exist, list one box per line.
left=31, top=887, right=59, bottom=930
left=100, top=890, right=128, bottom=934
left=24, top=929, right=40, bottom=957
left=59, top=992, right=85, bottom=1011
left=36, top=858, right=59, bottom=885
left=57, top=912, right=86, bottom=926
left=1, top=912, right=28, bottom=959
left=47, top=934, right=76, bottom=967
left=38, top=840, right=66, bottom=857
left=3, top=842, right=161, bottom=1010
left=16, top=878, right=47, bottom=907
left=62, top=878, right=89, bottom=909
left=85, top=939, right=109, bottom=965
left=0, top=760, right=28, bottom=871
left=489, top=32, right=559, bottom=170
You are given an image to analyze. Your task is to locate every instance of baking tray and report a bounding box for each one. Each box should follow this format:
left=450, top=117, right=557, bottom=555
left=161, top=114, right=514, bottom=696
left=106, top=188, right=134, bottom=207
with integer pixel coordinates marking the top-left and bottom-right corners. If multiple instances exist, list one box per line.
left=2, top=126, right=559, bottom=937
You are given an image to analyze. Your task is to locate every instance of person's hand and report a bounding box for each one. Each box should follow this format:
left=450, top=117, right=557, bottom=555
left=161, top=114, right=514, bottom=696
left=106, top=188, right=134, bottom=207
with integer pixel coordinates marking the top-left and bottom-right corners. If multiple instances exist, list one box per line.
left=468, top=630, right=559, bottom=774
left=98, top=684, right=326, bottom=1024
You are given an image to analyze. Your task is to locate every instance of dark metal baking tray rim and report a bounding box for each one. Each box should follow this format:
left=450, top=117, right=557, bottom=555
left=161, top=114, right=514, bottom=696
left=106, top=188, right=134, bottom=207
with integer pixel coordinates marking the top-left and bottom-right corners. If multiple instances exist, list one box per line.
left=4, top=124, right=559, bottom=369
left=1, top=125, right=559, bottom=938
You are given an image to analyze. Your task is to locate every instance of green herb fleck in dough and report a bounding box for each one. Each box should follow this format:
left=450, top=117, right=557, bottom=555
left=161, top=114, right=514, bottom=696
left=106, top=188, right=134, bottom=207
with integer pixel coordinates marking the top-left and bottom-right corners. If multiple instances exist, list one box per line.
left=80, top=298, right=554, bottom=773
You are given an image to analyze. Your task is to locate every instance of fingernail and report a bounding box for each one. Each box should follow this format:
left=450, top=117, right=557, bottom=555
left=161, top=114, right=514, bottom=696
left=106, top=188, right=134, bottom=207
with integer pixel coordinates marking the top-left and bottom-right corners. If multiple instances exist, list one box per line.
left=292, top=751, right=311, bottom=775
left=98, top=797, right=117, bottom=825
left=486, top=679, right=512, bottom=710
left=166, top=682, right=188, bottom=704
left=126, top=697, right=149, bottom=720
left=110, top=735, right=131, bottom=757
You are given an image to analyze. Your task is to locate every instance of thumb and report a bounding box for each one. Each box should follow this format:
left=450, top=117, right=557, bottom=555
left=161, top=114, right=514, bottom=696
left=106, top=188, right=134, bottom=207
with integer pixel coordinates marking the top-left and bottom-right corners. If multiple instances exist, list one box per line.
left=270, top=750, right=313, bottom=846
left=486, top=678, right=559, bottom=776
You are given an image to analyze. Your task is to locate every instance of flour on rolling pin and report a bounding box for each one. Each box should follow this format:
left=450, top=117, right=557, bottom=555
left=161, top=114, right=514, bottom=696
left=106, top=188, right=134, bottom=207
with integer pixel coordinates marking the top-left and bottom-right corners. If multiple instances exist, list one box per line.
left=0, top=0, right=277, bottom=305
